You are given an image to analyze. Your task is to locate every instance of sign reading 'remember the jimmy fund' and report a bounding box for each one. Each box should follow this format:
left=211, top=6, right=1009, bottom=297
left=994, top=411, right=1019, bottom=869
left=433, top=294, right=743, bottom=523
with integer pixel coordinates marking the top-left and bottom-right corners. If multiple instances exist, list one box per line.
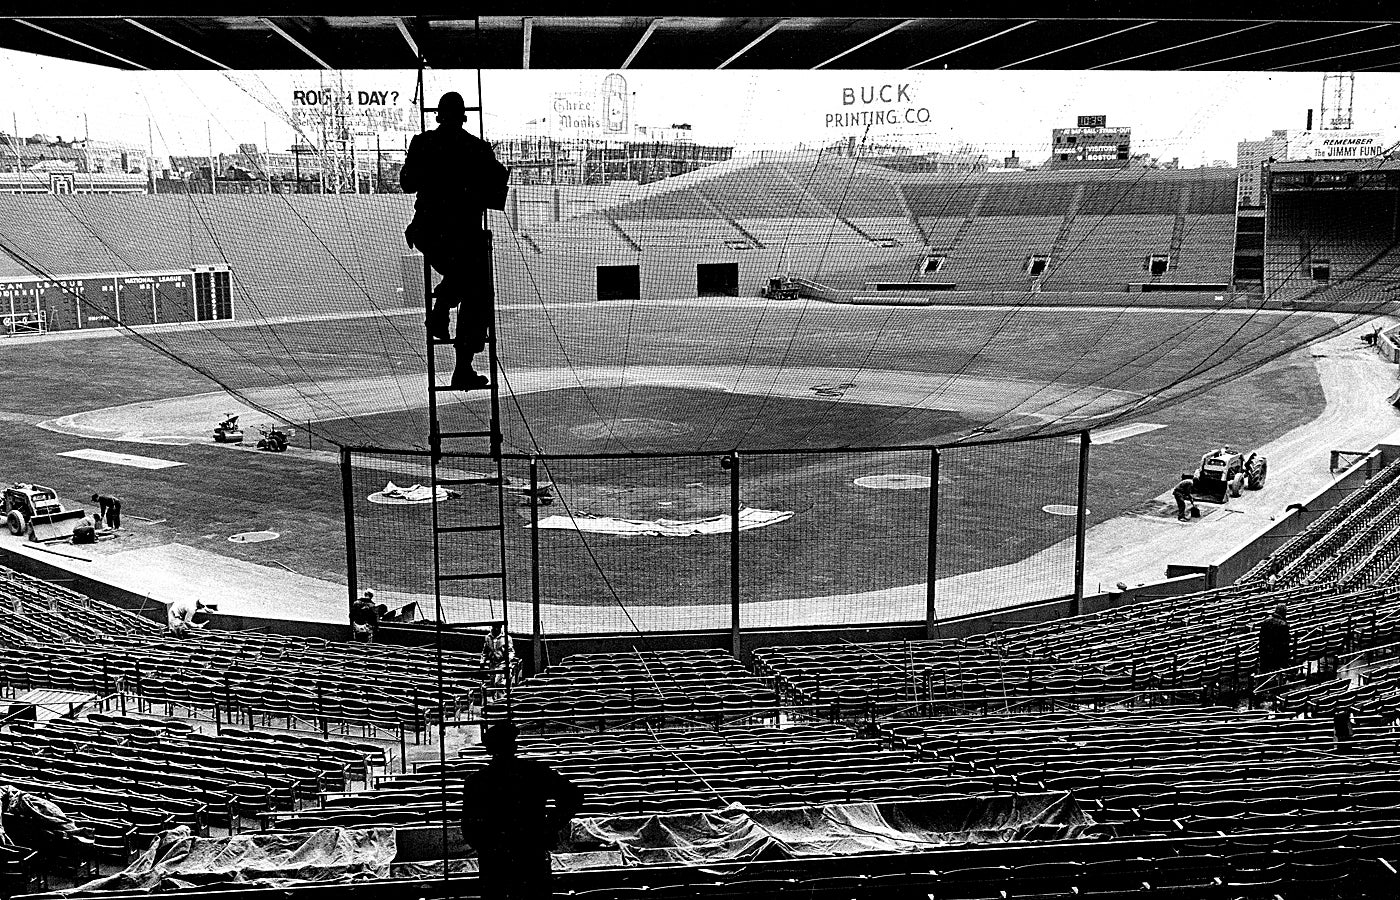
left=1286, top=130, right=1387, bottom=161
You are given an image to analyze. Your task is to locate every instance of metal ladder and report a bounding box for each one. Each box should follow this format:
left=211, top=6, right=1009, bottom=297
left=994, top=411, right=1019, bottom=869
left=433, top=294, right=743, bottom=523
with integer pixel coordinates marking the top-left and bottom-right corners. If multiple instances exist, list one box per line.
left=415, top=17, right=511, bottom=676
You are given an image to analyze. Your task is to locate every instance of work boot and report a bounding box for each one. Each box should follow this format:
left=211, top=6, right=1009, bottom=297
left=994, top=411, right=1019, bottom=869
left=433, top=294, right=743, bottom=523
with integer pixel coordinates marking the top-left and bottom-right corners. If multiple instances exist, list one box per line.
left=448, top=366, right=491, bottom=391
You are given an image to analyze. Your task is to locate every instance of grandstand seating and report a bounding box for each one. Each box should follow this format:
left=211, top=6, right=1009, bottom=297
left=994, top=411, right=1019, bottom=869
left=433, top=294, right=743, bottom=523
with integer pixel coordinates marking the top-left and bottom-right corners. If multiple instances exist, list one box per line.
left=0, top=566, right=485, bottom=735
left=263, top=722, right=1021, bottom=831
left=773, top=157, right=906, bottom=219
left=0, top=714, right=383, bottom=863
left=883, top=707, right=1400, bottom=839
left=610, top=218, right=744, bottom=249
left=482, top=649, right=779, bottom=728
left=1242, top=456, right=1400, bottom=586
left=733, top=217, right=867, bottom=247
left=522, top=216, right=639, bottom=254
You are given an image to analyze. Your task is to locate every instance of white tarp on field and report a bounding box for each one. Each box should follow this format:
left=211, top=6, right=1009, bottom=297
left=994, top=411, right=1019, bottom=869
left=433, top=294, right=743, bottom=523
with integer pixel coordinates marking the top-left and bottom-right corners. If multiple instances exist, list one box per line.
left=533, top=507, right=793, bottom=537
left=367, top=481, right=456, bottom=504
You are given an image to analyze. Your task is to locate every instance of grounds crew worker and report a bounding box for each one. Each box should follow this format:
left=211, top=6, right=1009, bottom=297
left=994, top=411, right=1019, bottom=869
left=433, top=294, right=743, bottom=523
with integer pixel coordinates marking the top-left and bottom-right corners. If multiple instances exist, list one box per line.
left=168, top=598, right=217, bottom=636
left=1172, top=474, right=1197, bottom=522
left=91, top=492, right=122, bottom=529
left=462, top=721, right=583, bottom=900
left=400, top=90, right=510, bottom=392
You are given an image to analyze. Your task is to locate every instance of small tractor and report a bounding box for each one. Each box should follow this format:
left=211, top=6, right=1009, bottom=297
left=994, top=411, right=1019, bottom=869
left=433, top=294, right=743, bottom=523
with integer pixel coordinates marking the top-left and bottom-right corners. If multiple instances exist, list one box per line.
left=2, top=483, right=89, bottom=542
left=255, top=424, right=291, bottom=452
left=1191, top=447, right=1267, bottom=504
left=213, top=413, right=244, bottom=443
left=763, top=276, right=800, bottom=301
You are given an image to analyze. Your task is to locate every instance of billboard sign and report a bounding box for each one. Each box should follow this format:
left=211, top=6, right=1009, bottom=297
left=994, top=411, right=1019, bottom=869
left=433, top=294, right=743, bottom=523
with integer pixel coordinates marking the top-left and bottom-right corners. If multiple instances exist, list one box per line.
left=290, top=87, right=418, bottom=135
left=1287, top=130, right=1386, bottom=161
left=551, top=74, right=630, bottom=139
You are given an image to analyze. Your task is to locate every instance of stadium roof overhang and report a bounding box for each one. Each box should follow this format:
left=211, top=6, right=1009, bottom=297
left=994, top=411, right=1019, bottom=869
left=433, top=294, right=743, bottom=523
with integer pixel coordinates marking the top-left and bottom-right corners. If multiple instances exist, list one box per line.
left=1269, top=158, right=1400, bottom=191
left=5, top=6, right=1400, bottom=71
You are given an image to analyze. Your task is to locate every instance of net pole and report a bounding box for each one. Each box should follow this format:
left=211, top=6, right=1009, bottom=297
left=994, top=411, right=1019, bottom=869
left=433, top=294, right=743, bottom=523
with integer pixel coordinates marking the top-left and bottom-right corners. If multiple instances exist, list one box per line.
left=340, top=448, right=357, bottom=631
left=729, top=452, right=741, bottom=659
left=530, top=458, right=542, bottom=676
left=925, top=449, right=940, bottom=639
left=1072, top=430, right=1091, bottom=617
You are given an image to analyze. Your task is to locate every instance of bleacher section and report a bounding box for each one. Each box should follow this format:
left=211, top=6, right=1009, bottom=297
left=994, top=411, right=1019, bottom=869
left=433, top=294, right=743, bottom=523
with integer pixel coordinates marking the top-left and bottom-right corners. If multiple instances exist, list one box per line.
left=1266, top=190, right=1399, bottom=303
left=940, top=216, right=1061, bottom=286
left=1042, top=215, right=1177, bottom=289
left=0, top=194, right=412, bottom=320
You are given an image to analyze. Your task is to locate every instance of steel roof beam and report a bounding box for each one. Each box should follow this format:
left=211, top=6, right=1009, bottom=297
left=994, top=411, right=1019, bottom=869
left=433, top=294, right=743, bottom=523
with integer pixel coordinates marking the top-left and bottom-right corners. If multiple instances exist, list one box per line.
left=717, top=19, right=784, bottom=70
left=11, top=18, right=149, bottom=69
left=999, top=21, right=1156, bottom=69
left=621, top=18, right=660, bottom=70
left=813, top=18, right=916, bottom=70
left=906, top=21, right=1035, bottom=69
left=124, top=18, right=230, bottom=69
left=261, top=18, right=332, bottom=70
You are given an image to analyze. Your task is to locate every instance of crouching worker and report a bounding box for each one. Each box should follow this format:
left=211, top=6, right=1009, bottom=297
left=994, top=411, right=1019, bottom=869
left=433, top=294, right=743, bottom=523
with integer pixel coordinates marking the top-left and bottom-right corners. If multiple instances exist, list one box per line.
left=168, top=598, right=217, bottom=636
left=462, top=722, right=584, bottom=900
left=1172, top=474, right=1197, bottom=522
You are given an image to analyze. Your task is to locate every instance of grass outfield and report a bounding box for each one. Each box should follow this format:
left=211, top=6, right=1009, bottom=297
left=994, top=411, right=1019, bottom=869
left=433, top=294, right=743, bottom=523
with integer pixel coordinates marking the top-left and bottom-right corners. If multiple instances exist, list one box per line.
left=0, top=306, right=1329, bottom=615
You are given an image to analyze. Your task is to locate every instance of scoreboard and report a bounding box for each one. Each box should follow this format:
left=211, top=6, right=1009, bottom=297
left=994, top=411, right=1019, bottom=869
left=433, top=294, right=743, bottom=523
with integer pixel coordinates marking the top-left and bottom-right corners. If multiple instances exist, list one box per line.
left=0, top=266, right=233, bottom=335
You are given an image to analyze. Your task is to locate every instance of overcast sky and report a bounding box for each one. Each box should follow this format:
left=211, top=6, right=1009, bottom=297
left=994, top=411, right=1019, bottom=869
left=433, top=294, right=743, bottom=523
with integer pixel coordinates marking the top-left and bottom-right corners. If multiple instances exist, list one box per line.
left=4, top=46, right=1399, bottom=165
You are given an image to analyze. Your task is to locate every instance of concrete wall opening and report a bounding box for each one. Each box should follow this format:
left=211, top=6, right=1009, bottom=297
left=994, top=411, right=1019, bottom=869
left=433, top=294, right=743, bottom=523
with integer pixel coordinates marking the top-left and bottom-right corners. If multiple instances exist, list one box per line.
left=696, top=263, right=739, bottom=297
left=597, top=264, right=641, bottom=301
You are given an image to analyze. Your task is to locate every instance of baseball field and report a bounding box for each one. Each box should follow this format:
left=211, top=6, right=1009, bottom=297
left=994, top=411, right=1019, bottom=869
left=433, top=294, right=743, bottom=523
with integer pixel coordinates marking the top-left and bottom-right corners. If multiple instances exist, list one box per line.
left=3, top=296, right=1345, bottom=630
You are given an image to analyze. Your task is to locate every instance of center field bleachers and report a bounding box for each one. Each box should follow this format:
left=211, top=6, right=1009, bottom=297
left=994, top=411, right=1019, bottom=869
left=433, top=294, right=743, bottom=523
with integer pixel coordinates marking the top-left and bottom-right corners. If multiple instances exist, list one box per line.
left=939, top=216, right=1062, bottom=285
left=1265, top=190, right=1399, bottom=303
left=1041, top=215, right=1177, bottom=289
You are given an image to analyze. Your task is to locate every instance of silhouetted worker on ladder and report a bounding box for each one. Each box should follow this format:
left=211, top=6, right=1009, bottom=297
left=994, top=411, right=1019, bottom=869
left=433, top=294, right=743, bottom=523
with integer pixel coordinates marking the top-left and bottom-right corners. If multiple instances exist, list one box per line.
left=400, top=91, right=510, bottom=391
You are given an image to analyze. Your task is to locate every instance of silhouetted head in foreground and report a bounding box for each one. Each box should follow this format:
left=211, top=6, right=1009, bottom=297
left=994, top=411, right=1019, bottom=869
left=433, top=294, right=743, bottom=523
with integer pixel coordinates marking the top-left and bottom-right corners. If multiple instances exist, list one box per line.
left=436, top=92, right=467, bottom=127
left=482, top=721, right=519, bottom=759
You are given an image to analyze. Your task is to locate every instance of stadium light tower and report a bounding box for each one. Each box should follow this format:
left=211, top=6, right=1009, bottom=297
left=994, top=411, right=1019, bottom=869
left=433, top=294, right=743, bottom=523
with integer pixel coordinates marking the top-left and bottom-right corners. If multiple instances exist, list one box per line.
left=1320, top=72, right=1355, bottom=131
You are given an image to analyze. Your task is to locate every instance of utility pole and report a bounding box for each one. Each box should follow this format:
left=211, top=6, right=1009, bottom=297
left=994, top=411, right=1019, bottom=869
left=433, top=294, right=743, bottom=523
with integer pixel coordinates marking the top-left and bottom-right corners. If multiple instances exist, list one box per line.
left=147, top=116, right=155, bottom=194
left=207, top=120, right=216, bottom=195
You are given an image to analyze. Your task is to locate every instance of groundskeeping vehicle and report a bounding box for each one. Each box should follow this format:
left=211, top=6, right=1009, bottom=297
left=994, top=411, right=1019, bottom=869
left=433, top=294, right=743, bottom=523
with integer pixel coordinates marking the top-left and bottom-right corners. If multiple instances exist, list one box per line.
left=1191, top=448, right=1267, bottom=504
left=2, top=483, right=88, bottom=542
